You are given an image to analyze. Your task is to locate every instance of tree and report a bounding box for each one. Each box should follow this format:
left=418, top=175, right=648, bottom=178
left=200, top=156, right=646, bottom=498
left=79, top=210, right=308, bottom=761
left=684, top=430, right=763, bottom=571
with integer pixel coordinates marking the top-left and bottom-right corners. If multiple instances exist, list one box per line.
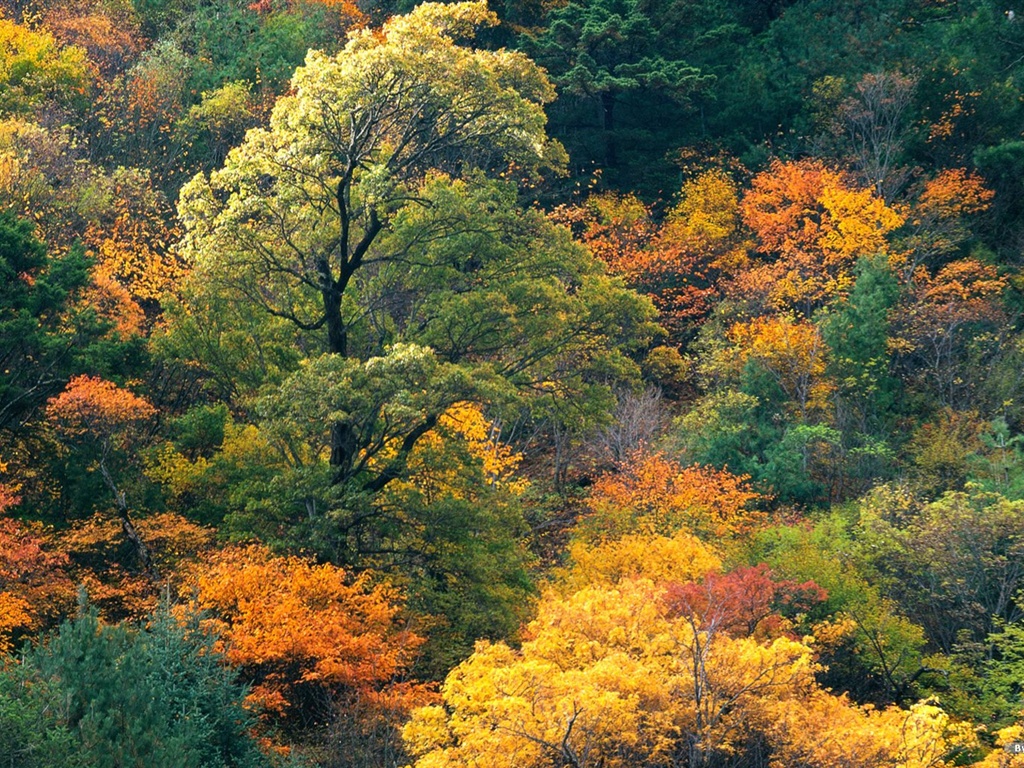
left=716, top=314, right=834, bottom=422
left=576, top=450, right=763, bottom=545
left=822, top=71, right=917, bottom=202
left=0, top=517, right=74, bottom=652
left=25, top=604, right=270, bottom=768
left=45, top=376, right=159, bottom=574
left=174, top=2, right=654, bottom=489
left=857, top=485, right=1024, bottom=654
left=0, top=659, right=84, bottom=768
left=403, top=577, right=815, bottom=768
left=55, top=512, right=217, bottom=623
left=820, top=254, right=902, bottom=467
left=404, top=572, right=968, bottom=768
left=178, top=0, right=563, bottom=367
left=171, top=4, right=657, bottom=573
left=527, top=0, right=710, bottom=186
left=41, top=0, right=146, bottom=79
left=736, top=158, right=904, bottom=314
left=749, top=511, right=938, bottom=707
left=0, top=213, right=94, bottom=434
left=892, top=258, right=1007, bottom=409
left=182, top=544, right=427, bottom=735
left=554, top=168, right=748, bottom=345
left=0, top=18, right=92, bottom=117
left=897, top=168, right=995, bottom=277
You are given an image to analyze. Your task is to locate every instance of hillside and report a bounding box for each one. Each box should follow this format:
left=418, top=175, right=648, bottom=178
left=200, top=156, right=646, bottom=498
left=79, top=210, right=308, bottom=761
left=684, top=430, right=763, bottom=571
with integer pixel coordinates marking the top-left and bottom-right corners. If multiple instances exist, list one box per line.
left=2, top=1, right=1024, bottom=766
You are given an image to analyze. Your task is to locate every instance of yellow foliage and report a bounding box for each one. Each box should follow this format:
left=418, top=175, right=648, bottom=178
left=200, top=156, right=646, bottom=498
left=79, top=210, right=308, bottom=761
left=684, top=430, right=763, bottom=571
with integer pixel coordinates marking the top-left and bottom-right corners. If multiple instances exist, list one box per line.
left=720, top=314, right=834, bottom=418
left=663, top=168, right=751, bottom=273
left=0, top=592, right=32, bottom=653
left=404, top=577, right=824, bottom=768
left=438, top=402, right=526, bottom=492
left=388, top=401, right=529, bottom=506
left=579, top=450, right=763, bottom=544
left=0, top=18, right=92, bottom=113
left=894, top=699, right=978, bottom=768
left=144, top=443, right=210, bottom=497
left=738, top=159, right=903, bottom=311
left=808, top=613, right=859, bottom=650
left=144, top=421, right=285, bottom=517
left=763, top=691, right=978, bottom=768
left=560, top=530, right=722, bottom=592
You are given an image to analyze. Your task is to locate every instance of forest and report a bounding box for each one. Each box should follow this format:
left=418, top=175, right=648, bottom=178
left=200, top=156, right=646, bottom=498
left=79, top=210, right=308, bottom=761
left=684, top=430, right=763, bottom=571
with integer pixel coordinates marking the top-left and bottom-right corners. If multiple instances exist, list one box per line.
left=2, top=0, right=1024, bottom=765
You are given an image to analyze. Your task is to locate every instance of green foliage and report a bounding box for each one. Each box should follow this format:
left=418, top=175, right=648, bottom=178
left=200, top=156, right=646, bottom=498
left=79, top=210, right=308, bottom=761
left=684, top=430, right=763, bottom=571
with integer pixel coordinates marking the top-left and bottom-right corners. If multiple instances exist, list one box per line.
left=0, top=19, right=92, bottom=117
left=528, top=0, right=711, bottom=189
left=14, top=603, right=268, bottom=768
left=171, top=0, right=339, bottom=94
left=857, top=485, right=1024, bottom=653
left=173, top=81, right=259, bottom=172
left=749, top=512, right=932, bottom=706
left=0, top=659, right=83, bottom=768
left=380, top=486, right=536, bottom=680
left=821, top=255, right=901, bottom=435
left=985, top=615, right=1024, bottom=722
left=0, top=213, right=96, bottom=435
left=672, top=389, right=764, bottom=476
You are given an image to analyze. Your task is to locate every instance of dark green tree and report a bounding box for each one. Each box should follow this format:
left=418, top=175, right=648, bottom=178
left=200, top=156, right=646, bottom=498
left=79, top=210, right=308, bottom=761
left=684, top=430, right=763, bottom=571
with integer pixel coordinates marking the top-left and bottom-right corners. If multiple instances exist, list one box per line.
left=26, top=603, right=269, bottom=768
left=0, top=661, right=84, bottom=768
left=527, top=0, right=710, bottom=187
left=0, top=213, right=94, bottom=435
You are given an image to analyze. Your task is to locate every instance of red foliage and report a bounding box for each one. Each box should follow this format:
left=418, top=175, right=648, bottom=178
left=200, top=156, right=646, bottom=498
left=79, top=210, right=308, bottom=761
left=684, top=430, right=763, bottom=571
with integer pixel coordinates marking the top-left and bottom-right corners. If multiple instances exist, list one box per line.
left=664, top=563, right=827, bottom=639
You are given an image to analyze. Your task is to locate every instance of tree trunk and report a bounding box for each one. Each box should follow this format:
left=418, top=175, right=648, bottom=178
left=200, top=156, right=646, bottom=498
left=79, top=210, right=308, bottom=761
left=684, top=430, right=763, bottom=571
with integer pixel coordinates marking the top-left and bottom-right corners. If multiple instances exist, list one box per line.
left=98, top=456, right=156, bottom=578
left=602, top=91, right=618, bottom=169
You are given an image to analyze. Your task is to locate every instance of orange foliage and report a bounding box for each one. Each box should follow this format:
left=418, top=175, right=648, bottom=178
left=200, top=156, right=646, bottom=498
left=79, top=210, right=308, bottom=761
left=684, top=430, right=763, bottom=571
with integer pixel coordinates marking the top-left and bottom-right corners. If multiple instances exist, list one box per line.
left=0, top=483, right=18, bottom=515
left=737, top=159, right=903, bottom=312
left=897, top=168, right=995, bottom=272
left=81, top=271, right=147, bottom=337
left=43, top=3, right=145, bottom=78
left=0, top=517, right=75, bottom=651
left=83, top=170, right=184, bottom=313
left=896, top=258, right=1007, bottom=354
left=46, top=375, right=156, bottom=442
left=581, top=450, right=763, bottom=542
left=184, top=544, right=426, bottom=717
left=555, top=175, right=745, bottom=339
left=723, top=315, right=833, bottom=419
left=561, top=192, right=655, bottom=274
left=914, top=258, right=1006, bottom=306
left=914, top=168, right=994, bottom=222
left=57, top=512, right=217, bottom=621
left=891, top=259, right=1007, bottom=406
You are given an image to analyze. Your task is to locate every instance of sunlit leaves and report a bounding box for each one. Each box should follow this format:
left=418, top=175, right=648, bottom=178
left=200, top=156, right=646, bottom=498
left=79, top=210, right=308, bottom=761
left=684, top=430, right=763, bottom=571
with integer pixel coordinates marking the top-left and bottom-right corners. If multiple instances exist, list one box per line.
left=0, top=518, right=73, bottom=652
left=578, top=450, right=763, bottom=544
left=46, top=375, right=156, bottom=444
left=183, top=544, right=425, bottom=721
left=0, top=19, right=92, bottom=116
left=737, top=158, right=903, bottom=313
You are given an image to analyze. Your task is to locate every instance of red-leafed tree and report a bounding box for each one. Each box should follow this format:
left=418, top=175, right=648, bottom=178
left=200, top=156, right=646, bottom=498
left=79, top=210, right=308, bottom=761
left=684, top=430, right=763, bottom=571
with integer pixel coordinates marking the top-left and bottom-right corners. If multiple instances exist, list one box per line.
left=664, top=563, right=827, bottom=640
